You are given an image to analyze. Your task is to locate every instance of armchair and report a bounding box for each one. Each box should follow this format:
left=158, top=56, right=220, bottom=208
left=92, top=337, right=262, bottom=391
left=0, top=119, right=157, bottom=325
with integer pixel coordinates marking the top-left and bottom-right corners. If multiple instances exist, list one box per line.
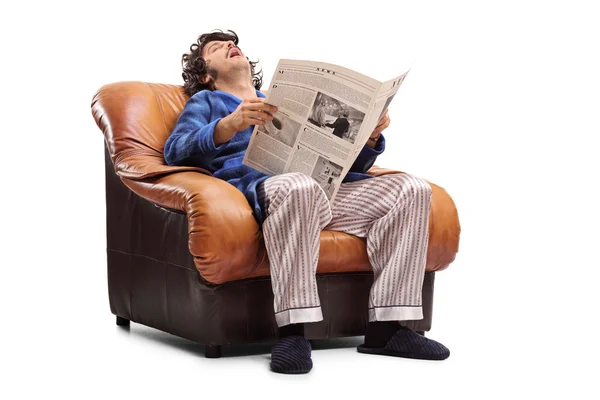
left=91, top=82, right=460, bottom=358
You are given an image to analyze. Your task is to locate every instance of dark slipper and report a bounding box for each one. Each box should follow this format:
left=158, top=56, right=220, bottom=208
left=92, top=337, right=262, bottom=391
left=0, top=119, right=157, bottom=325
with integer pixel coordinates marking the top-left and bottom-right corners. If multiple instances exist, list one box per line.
left=357, top=326, right=450, bottom=360
left=270, top=335, right=313, bottom=374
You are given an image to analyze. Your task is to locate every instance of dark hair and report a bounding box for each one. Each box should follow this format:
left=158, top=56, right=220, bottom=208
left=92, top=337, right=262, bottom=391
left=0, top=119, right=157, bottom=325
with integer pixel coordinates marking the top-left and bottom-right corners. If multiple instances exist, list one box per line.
left=181, top=29, right=262, bottom=97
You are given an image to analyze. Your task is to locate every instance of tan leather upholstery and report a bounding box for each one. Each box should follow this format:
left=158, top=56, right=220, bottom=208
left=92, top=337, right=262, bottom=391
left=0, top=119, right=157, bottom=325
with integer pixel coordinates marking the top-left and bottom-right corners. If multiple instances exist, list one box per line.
left=92, top=82, right=460, bottom=285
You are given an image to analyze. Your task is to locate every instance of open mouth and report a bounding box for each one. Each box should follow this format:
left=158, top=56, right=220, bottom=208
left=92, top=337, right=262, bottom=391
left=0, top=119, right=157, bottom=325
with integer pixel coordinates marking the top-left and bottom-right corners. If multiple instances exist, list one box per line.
left=228, top=48, right=242, bottom=58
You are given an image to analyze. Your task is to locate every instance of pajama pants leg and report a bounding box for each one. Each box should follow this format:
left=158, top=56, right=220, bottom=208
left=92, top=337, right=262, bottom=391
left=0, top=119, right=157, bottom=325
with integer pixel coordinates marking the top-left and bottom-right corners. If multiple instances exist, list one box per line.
left=258, top=172, right=432, bottom=327
left=258, top=172, right=332, bottom=327
left=324, top=173, right=432, bottom=322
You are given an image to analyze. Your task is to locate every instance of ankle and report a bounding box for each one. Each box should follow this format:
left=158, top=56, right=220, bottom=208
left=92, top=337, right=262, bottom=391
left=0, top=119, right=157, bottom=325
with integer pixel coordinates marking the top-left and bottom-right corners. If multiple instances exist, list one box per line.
left=364, top=321, right=402, bottom=348
left=278, top=323, right=305, bottom=338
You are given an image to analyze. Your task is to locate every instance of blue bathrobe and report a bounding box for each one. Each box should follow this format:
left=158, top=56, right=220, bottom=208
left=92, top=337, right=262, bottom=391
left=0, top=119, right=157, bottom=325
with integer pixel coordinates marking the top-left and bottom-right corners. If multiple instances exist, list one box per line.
left=164, top=89, right=385, bottom=224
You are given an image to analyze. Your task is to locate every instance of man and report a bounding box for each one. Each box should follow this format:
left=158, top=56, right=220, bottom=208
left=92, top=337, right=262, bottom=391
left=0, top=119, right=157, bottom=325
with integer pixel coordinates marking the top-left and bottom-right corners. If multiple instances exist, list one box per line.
left=325, top=110, right=350, bottom=139
left=164, top=30, right=449, bottom=374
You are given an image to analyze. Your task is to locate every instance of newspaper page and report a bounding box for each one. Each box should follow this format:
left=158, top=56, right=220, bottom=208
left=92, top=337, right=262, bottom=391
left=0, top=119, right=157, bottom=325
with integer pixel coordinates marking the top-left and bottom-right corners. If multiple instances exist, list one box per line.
left=242, top=59, right=409, bottom=203
left=349, top=71, right=410, bottom=166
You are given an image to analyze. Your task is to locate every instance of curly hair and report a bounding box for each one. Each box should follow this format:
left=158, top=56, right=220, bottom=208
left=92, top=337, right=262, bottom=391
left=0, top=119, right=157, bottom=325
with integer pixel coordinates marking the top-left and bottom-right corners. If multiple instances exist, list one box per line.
left=181, top=29, right=262, bottom=97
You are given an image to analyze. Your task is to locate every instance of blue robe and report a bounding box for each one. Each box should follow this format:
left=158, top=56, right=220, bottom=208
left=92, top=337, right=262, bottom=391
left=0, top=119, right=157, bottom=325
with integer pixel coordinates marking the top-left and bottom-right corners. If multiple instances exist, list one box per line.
left=164, top=89, right=385, bottom=224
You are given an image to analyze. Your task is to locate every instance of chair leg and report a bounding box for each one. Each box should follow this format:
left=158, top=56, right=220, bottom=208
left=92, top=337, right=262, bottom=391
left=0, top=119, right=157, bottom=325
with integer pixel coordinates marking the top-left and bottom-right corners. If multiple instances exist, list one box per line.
left=116, top=316, right=130, bottom=326
left=205, top=345, right=222, bottom=358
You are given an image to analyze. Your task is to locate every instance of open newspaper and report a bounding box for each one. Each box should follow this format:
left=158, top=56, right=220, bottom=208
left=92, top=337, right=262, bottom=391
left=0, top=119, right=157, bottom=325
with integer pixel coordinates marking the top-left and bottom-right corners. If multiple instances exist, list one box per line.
left=242, top=59, right=409, bottom=203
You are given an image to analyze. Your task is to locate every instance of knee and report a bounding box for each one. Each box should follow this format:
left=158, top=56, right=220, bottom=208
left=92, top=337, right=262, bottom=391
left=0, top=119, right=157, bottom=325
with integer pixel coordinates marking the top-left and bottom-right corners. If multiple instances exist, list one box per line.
left=406, top=175, right=432, bottom=201
left=278, top=172, right=324, bottom=199
left=389, top=174, right=432, bottom=202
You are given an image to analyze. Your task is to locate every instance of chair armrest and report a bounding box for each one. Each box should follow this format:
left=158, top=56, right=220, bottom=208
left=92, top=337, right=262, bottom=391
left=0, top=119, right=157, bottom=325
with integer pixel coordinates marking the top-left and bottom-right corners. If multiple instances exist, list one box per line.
left=120, top=169, right=266, bottom=284
left=367, top=166, right=461, bottom=272
left=91, top=81, right=266, bottom=284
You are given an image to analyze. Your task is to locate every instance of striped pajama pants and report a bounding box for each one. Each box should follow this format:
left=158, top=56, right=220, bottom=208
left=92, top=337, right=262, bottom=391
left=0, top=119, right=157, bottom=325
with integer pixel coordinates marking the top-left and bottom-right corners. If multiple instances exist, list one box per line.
left=257, top=172, right=432, bottom=327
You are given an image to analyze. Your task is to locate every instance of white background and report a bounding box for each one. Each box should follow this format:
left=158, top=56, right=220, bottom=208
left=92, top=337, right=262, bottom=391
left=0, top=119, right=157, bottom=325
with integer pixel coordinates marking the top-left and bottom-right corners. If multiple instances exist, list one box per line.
left=1, top=0, right=598, bottom=398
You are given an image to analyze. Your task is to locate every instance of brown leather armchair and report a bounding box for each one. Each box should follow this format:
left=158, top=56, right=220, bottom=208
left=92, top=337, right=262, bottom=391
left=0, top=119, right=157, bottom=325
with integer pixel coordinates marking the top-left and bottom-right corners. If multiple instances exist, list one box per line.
left=91, top=82, right=461, bottom=358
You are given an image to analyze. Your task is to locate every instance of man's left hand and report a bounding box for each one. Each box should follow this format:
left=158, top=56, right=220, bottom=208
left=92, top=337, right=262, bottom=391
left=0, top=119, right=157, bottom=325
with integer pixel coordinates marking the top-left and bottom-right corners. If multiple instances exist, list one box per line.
left=366, top=109, right=390, bottom=148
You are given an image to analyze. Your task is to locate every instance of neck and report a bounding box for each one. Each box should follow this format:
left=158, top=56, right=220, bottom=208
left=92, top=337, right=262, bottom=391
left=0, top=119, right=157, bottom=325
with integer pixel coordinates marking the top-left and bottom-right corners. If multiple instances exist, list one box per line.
left=214, top=76, right=257, bottom=101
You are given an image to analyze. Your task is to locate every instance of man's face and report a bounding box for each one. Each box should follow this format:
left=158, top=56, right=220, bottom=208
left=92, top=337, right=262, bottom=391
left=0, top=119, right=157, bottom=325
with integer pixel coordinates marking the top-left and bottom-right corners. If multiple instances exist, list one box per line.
left=201, top=40, right=250, bottom=84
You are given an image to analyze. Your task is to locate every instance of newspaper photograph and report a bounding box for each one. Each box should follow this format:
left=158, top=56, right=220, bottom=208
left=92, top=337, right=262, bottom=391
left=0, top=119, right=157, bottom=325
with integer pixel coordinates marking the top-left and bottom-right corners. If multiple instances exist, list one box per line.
left=307, top=91, right=366, bottom=145
left=242, top=59, right=410, bottom=202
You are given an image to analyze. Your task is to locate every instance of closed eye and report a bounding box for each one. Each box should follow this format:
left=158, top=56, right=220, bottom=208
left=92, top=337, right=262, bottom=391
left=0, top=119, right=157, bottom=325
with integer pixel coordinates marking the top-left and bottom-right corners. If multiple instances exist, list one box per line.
left=208, top=42, right=224, bottom=54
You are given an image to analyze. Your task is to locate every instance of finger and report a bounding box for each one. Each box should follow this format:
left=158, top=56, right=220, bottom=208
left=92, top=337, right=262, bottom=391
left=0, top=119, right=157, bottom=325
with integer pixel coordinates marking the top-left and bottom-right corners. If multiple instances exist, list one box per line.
left=249, top=103, right=278, bottom=115
left=247, top=98, right=278, bottom=112
left=245, top=104, right=275, bottom=118
left=373, top=118, right=391, bottom=135
left=250, top=110, right=272, bottom=121
left=384, top=118, right=391, bottom=129
left=376, top=111, right=389, bottom=125
left=261, top=103, right=279, bottom=114
left=260, top=109, right=275, bottom=120
left=375, top=115, right=390, bottom=129
left=380, top=117, right=391, bottom=130
left=248, top=115, right=267, bottom=125
left=379, top=118, right=391, bottom=132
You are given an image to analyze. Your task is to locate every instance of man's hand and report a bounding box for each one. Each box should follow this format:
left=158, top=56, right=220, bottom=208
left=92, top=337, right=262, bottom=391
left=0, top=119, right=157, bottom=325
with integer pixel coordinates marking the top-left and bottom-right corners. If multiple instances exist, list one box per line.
left=366, top=109, right=390, bottom=148
left=215, top=98, right=278, bottom=145
left=372, top=109, right=390, bottom=138
left=227, top=98, right=278, bottom=131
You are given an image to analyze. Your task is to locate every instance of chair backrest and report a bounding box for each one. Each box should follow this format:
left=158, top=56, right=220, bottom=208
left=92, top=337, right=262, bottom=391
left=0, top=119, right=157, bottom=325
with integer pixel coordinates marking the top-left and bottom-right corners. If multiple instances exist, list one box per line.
left=91, top=82, right=209, bottom=180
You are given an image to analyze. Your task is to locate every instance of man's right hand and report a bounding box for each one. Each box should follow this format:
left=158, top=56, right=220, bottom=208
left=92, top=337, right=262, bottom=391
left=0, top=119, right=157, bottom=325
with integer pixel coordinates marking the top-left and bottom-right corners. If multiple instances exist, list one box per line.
left=225, top=98, right=278, bottom=131
left=214, top=98, right=278, bottom=145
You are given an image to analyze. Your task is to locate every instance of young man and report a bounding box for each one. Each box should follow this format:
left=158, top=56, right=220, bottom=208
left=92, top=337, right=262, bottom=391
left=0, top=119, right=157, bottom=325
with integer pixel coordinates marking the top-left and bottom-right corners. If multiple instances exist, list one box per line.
left=164, top=30, right=449, bottom=374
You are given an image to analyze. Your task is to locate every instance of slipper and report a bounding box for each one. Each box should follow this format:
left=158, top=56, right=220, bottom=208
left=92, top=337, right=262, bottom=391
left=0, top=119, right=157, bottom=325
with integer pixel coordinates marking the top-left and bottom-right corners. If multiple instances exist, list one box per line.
left=270, top=335, right=313, bottom=374
left=357, top=326, right=450, bottom=360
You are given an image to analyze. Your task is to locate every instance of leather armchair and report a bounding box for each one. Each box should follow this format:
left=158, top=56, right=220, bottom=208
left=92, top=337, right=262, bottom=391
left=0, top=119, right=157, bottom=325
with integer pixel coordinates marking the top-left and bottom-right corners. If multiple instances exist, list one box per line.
left=91, top=82, right=460, bottom=357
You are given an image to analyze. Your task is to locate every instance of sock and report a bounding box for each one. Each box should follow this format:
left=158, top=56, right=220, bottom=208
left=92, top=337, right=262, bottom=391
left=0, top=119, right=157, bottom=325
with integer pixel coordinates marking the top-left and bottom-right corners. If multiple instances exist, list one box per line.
left=364, top=321, right=402, bottom=348
left=278, top=323, right=305, bottom=338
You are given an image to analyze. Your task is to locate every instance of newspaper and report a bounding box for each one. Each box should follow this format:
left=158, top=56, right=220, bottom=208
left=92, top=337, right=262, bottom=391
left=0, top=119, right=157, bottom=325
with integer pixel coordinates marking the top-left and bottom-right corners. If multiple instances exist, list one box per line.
left=242, top=59, right=409, bottom=203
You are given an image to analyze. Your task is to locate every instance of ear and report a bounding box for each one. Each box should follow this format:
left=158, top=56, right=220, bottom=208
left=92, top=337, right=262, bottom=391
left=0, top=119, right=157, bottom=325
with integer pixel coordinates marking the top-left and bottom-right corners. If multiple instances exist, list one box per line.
left=200, top=74, right=212, bottom=85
